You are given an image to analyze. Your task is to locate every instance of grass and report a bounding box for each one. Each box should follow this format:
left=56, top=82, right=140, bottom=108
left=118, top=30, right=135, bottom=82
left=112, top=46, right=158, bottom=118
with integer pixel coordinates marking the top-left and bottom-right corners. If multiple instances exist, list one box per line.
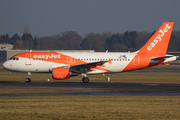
left=0, top=96, right=180, bottom=120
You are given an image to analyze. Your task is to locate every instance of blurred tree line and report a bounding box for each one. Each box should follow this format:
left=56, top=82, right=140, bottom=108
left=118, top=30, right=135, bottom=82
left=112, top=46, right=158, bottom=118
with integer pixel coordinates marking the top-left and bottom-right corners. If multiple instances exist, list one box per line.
left=0, top=30, right=180, bottom=52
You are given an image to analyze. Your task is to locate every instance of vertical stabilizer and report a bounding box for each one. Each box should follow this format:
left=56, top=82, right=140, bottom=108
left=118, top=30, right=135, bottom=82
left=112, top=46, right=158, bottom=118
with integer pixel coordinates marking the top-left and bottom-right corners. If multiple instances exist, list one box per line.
left=138, top=22, right=174, bottom=55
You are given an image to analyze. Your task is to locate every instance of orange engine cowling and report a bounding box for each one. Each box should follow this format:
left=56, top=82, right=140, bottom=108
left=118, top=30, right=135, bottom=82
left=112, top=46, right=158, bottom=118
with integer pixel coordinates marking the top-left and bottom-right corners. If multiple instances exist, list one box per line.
left=52, top=68, right=78, bottom=80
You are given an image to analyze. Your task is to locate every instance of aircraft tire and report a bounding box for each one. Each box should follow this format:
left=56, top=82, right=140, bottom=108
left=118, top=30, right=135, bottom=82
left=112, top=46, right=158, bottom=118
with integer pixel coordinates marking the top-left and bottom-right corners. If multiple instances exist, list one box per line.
left=25, top=78, right=31, bottom=82
left=82, top=77, right=89, bottom=83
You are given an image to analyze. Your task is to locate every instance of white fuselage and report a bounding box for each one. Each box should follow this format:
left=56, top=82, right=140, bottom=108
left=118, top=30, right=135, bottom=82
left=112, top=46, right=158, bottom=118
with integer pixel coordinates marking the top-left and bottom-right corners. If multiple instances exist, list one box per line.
left=3, top=52, right=136, bottom=74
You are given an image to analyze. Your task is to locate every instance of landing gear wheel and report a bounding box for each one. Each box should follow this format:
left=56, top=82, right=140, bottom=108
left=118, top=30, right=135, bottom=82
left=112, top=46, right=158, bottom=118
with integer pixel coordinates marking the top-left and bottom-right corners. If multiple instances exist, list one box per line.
left=25, top=78, right=31, bottom=82
left=26, top=72, right=31, bottom=82
left=82, top=77, right=89, bottom=83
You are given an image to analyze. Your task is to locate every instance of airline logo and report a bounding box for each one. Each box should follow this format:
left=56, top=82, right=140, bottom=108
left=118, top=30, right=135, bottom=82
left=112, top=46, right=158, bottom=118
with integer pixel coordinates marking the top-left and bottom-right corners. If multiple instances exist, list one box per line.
left=33, top=54, right=61, bottom=59
left=147, top=24, right=171, bottom=51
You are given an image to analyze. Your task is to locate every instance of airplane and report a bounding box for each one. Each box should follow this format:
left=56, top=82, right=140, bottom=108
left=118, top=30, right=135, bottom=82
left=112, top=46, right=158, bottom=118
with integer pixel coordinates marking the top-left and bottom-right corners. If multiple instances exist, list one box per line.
left=2, top=22, right=178, bottom=83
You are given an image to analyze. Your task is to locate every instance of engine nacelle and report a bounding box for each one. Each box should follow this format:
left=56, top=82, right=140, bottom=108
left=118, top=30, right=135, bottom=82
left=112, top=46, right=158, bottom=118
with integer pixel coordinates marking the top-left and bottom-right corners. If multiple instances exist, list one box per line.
left=52, top=68, right=78, bottom=80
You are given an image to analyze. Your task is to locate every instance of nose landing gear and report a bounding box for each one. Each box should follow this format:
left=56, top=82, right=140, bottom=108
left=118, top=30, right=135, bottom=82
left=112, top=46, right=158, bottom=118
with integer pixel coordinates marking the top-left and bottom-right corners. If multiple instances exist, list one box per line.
left=25, top=72, right=31, bottom=82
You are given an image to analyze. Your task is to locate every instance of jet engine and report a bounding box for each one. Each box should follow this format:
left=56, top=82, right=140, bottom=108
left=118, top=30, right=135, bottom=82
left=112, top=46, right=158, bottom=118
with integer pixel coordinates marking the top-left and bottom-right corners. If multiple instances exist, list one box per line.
left=52, top=68, right=78, bottom=80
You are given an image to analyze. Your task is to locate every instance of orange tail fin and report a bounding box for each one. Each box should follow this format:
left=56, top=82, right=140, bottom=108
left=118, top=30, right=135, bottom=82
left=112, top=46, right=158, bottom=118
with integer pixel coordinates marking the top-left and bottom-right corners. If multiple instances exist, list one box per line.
left=138, top=22, right=174, bottom=55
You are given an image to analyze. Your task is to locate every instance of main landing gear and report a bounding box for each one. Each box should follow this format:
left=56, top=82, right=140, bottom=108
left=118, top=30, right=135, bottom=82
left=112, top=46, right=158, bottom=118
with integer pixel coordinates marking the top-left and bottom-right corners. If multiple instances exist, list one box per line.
left=81, top=73, right=89, bottom=83
left=82, top=77, right=89, bottom=83
left=25, top=72, right=31, bottom=82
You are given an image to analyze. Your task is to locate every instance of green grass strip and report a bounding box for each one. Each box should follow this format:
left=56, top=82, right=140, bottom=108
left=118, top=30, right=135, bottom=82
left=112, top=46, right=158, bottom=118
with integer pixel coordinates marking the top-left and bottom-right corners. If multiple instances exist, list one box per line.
left=0, top=96, right=180, bottom=120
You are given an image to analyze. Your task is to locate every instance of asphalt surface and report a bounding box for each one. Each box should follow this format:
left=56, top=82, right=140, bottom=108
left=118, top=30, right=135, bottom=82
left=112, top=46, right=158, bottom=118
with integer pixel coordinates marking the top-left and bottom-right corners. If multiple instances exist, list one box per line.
left=0, top=81, right=180, bottom=96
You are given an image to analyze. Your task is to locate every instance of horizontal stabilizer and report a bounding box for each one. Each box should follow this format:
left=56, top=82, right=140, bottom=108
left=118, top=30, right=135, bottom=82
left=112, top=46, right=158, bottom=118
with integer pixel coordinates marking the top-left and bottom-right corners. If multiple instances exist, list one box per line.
left=150, top=55, right=178, bottom=63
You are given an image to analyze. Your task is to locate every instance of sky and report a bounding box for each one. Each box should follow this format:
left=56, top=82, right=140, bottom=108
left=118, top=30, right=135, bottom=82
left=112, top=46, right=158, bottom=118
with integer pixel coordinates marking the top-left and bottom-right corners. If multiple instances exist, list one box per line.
left=0, top=0, right=180, bottom=37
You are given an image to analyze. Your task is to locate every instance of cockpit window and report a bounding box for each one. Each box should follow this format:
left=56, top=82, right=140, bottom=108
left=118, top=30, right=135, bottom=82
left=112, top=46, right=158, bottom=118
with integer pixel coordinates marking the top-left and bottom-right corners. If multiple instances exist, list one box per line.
left=10, top=57, right=15, bottom=60
left=10, top=57, right=19, bottom=60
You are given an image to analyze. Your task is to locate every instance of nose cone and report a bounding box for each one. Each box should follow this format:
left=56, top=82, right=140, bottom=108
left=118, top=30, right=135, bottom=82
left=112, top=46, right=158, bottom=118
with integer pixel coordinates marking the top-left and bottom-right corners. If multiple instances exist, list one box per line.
left=2, top=61, right=10, bottom=70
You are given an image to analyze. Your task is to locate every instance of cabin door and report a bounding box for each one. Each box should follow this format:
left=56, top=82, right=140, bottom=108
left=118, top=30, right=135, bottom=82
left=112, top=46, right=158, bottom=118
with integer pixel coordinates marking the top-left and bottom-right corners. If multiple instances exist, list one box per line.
left=25, top=54, right=31, bottom=65
left=133, top=55, right=139, bottom=66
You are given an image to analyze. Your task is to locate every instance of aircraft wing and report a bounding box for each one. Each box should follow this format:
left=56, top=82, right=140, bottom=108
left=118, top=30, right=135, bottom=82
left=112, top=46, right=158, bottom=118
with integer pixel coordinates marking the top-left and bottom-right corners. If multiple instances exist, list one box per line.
left=69, top=59, right=113, bottom=72
left=72, top=59, right=112, bottom=68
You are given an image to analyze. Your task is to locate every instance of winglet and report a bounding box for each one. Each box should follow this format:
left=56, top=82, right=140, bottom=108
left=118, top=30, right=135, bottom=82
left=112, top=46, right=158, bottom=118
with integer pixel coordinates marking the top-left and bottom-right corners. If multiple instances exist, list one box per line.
left=107, top=59, right=113, bottom=64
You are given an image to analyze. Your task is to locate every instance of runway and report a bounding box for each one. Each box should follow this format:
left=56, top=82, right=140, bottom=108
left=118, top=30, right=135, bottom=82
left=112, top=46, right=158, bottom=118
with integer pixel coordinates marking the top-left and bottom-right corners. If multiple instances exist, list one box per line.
left=0, top=81, right=180, bottom=96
